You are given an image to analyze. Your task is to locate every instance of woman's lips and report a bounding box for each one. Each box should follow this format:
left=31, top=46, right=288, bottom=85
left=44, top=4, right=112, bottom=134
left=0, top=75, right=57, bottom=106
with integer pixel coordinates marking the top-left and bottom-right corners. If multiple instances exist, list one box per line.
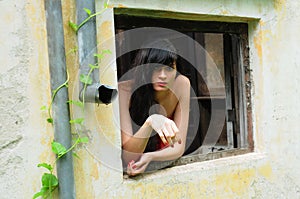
left=157, top=82, right=167, bottom=87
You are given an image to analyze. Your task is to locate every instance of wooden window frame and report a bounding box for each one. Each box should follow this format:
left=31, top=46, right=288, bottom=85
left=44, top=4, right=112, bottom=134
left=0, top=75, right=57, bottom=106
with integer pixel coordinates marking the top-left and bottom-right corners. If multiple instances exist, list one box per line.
left=113, top=8, right=253, bottom=170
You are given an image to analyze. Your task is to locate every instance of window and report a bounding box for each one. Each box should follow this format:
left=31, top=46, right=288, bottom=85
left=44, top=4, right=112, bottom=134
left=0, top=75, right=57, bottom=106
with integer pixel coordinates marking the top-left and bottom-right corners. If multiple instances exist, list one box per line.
left=114, top=9, right=253, bottom=170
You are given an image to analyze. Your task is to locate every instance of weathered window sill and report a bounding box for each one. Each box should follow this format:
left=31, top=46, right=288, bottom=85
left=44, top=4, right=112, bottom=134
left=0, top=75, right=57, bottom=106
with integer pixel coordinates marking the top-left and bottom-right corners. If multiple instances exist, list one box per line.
left=123, top=152, right=267, bottom=182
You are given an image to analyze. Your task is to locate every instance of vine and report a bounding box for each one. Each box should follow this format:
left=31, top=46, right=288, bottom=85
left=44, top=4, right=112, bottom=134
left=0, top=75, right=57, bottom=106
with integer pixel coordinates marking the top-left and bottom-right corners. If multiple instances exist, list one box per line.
left=69, top=1, right=109, bottom=33
left=33, top=1, right=110, bottom=198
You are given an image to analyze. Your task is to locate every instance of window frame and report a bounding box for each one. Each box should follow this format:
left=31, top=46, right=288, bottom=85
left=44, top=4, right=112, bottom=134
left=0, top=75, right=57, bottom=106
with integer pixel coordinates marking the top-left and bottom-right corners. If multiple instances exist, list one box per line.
left=113, top=8, right=253, bottom=170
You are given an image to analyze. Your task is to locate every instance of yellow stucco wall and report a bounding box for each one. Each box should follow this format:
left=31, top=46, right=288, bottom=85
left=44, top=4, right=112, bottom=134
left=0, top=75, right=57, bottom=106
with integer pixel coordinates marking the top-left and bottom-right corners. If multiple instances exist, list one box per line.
left=1, top=0, right=300, bottom=198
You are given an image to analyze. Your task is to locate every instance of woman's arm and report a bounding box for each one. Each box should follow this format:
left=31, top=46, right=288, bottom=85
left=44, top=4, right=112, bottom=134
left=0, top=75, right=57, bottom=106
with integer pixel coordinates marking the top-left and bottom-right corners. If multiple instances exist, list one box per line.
left=119, top=80, right=184, bottom=164
left=128, top=76, right=191, bottom=175
left=118, top=82, right=153, bottom=163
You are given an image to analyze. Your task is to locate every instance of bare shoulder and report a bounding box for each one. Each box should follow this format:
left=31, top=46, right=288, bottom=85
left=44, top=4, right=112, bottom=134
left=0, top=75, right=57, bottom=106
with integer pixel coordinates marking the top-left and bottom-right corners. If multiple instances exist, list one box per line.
left=118, top=80, right=133, bottom=93
left=174, top=75, right=190, bottom=90
left=118, top=80, right=133, bottom=106
left=173, top=75, right=190, bottom=100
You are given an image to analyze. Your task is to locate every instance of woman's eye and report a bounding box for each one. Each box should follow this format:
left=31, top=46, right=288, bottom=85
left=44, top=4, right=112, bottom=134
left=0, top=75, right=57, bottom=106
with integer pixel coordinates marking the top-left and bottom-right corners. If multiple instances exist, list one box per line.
left=165, top=66, right=174, bottom=71
left=153, top=64, right=175, bottom=72
left=154, top=65, right=161, bottom=71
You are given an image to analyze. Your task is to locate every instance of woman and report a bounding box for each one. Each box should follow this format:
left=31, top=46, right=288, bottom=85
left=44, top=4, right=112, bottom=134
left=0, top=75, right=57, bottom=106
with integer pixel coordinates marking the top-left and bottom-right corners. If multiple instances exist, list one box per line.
left=118, top=39, right=190, bottom=176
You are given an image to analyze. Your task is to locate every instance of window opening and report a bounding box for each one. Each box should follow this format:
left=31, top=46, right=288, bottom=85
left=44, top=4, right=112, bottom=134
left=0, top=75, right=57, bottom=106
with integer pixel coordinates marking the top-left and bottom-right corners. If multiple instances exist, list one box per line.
left=114, top=13, right=253, bottom=170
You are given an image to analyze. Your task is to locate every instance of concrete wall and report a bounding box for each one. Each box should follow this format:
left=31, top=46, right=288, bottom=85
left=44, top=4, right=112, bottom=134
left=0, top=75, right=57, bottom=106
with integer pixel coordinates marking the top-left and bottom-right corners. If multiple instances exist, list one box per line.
left=0, top=0, right=54, bottom=198
left=1, top=0, right=300, bottom=198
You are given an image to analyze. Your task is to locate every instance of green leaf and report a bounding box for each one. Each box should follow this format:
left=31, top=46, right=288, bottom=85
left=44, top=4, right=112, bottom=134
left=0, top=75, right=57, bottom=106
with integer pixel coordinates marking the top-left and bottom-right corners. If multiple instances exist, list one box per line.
left=33, top=190, right=45, bottom=199
left=37, top=163, right=53, bottom=172
left=67, top=100, right=84, bottom=108
left=94, top=53, right=104, bottom=59
left=83, top=8, right=91, bottom=16
left=41, top=173, right=58, bottom=188
left=94, top=50, right=111, bottom=60
left=69, top=118, right=84, bottom=125
left=47, top=118, right=53, bottom=124
left=40, top=106, right=47, bottom=111
left=79, top=74, right=92, bottom=85
left=104, top=2, right=109, bottom=8
left=51, top=141, right=67, bottom=156
left=79, top=136, right=89, bottom=143
left=88, top=64, right=99, bottom=69
left=101, top=49, right=112, bottom=54
left=33, top=186, right=50, bottom=198
left=69, top=21, right=78, bottom=32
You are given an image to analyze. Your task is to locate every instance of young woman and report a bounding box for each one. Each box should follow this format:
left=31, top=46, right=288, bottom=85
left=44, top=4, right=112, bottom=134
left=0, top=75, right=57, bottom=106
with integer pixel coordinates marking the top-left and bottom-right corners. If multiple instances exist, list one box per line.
left=118, top=39, right=190, bottom=176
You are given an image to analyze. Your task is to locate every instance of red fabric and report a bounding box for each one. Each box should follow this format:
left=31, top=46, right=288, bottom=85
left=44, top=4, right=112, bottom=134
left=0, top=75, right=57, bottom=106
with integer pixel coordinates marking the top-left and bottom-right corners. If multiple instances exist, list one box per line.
left=158, top=136, right=169, bottom=150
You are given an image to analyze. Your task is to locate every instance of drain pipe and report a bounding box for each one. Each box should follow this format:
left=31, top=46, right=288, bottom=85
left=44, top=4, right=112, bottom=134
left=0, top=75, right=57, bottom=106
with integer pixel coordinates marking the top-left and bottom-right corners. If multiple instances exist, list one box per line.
left=77, top=0, right=117, bottom=104
left=45, top=0, right=75, bottom=198
left=76, top=0, right=98, bottom=102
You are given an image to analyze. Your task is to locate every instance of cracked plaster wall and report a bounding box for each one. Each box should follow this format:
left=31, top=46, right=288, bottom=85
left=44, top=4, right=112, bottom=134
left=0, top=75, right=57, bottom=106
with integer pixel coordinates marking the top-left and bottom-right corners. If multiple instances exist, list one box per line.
left=0, top=0, right=52, bottom=198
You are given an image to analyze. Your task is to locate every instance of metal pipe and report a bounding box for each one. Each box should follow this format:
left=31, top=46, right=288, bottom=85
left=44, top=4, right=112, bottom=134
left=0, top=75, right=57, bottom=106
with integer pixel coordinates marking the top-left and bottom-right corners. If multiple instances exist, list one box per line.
left=44, top=0, right=75, bottom=198
left=77, top=0, right=117, bottom=104
left=76, top=0, right=98, bottom=101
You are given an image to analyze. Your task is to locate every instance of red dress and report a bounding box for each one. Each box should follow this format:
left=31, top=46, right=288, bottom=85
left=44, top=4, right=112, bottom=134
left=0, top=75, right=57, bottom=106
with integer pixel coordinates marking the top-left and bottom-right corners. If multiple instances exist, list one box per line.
left=157, top=135, right=169, bottom=150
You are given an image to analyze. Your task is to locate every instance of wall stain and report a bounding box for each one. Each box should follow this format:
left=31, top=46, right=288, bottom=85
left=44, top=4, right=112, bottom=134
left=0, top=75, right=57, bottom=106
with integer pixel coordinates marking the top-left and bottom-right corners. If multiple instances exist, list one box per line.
left=100, top=21, right=112, bottom=40
left=117, top=4, right=127, bottom=8
left=91, top=160, right=100, bottom=180
left=258, top=163, right=273, bottom=180
left=74, top=150, right=95, bottom=199
left=253, top=21, right=264, bottom=65
left=215, top=168, right=256, bottom=196
left=274, top=0, right=286, bottom=12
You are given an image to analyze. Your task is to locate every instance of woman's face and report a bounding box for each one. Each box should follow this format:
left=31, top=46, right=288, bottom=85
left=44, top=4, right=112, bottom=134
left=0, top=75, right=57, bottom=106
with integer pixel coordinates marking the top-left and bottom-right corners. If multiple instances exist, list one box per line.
left=151, top=61, right=177, bottom=91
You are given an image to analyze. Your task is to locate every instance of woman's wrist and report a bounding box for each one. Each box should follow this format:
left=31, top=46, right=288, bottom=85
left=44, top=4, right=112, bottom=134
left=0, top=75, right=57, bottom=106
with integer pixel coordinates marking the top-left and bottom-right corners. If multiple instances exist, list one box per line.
left=139, top=117, right=153, bottom=139
left=143, top=152, right=153, bottom=162
left=145, top=116, right=152, bottom=127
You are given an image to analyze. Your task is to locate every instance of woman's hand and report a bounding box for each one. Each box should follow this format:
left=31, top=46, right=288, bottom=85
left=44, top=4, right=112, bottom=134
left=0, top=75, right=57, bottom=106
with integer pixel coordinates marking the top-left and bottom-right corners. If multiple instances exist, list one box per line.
left=146, top=114, right=181, bottom=147
left=127, top=153, right=152, bottom=176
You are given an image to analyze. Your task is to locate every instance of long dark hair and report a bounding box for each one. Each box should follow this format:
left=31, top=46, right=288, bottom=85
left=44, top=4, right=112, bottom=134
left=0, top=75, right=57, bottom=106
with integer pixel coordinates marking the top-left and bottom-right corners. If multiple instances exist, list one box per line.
left=129, top=39, right=177, bottom=152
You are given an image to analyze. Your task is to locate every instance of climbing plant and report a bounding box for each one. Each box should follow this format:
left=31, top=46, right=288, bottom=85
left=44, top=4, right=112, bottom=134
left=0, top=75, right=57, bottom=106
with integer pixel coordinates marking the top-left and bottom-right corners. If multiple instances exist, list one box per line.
left=33, top=1, right=110, bottom=198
